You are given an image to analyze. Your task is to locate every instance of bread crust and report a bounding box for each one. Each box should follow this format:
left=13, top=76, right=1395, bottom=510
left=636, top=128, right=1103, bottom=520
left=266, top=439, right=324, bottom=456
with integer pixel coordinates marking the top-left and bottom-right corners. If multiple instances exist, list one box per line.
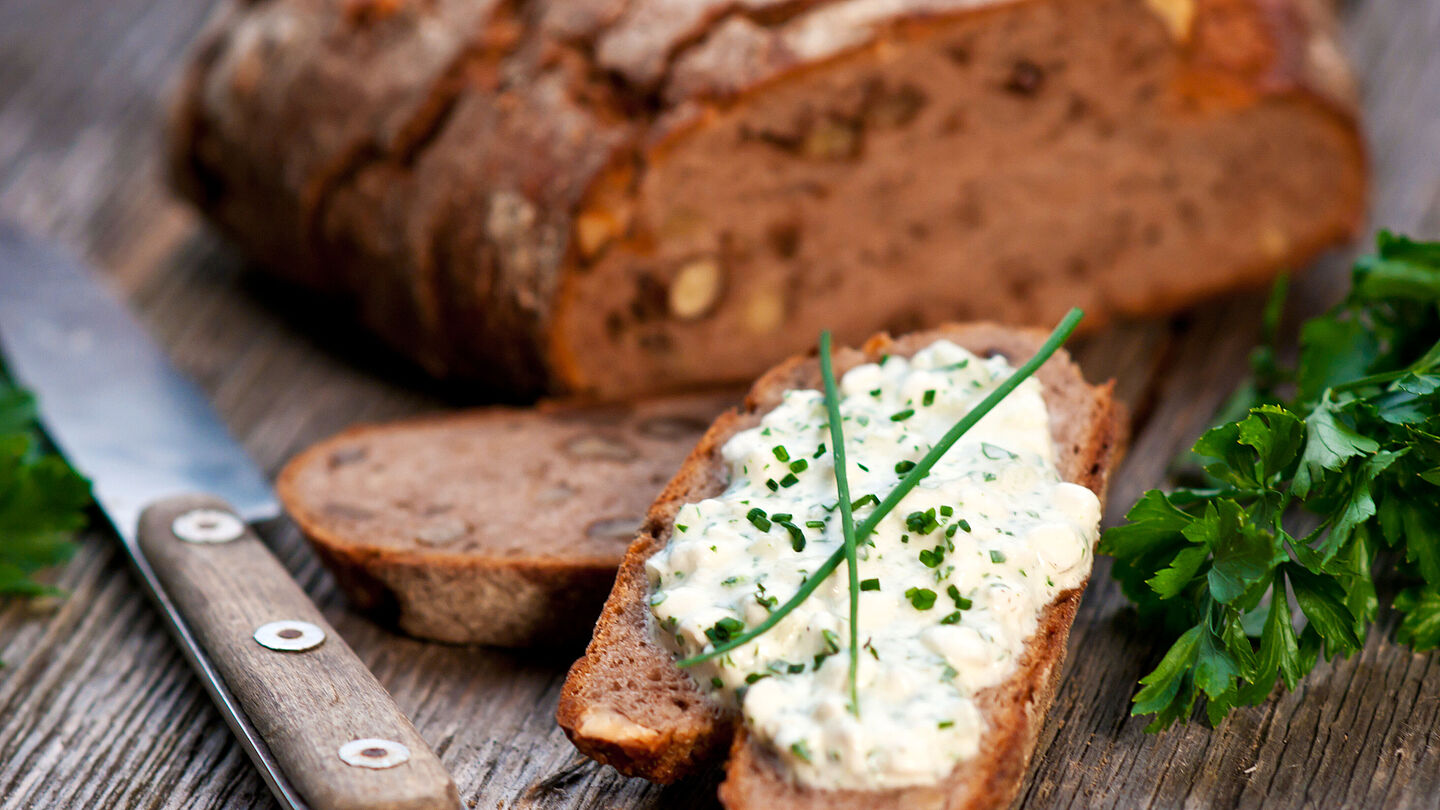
left=557, top=322, right=1128, bottom=806
left=171, top=0, right=1364, bottom=397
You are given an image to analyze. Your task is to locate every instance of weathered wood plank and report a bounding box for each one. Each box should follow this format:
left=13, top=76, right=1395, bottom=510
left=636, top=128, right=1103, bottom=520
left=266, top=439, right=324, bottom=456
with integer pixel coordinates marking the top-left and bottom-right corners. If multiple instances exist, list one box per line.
left=0, top=0, right=1438, bottom=808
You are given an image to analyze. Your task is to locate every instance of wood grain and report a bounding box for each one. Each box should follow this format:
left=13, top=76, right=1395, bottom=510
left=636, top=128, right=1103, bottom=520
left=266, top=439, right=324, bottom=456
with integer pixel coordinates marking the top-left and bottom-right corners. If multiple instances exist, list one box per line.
left=0, top=0, right=1437, bottom=808
left=138, top=493, right=459, bottom=810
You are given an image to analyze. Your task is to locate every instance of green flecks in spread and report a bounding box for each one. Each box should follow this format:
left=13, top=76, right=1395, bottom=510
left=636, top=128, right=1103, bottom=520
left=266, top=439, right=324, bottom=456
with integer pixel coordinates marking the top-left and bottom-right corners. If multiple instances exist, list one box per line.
left=905, top=587, right=937, bottom=610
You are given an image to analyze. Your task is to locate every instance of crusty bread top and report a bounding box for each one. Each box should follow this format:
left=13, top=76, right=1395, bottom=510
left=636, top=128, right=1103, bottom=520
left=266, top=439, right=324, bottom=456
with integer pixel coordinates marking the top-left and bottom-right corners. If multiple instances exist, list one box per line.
left=278, top=392, right=737, bottom=567
left=558, top=323, right=1127, bottom=793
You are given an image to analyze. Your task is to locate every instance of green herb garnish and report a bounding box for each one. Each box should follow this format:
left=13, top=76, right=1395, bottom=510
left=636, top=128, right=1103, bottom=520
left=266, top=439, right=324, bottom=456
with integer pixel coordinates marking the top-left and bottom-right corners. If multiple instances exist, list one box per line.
left=906, top=587, right=937, bottom=610
left=890, top=409, right=915, bottom=422
left=947, top=584, right=972, bottom=610
left=0, top=380, right=89, bottom=599
left=1103, top=233, right=1440, bottom=731
left=818, top=331, right=864, bottom=715
left=860, top=578, right=881, bottom=591
left=746, top=507, right=771, bottom=532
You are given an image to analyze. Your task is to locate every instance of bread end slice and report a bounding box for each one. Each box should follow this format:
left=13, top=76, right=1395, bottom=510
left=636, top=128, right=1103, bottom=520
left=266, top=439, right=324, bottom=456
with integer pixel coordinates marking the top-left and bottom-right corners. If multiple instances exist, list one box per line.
left=558, top=322, right=1127, bottom=801
left=278, top=393, right=735, bottom=646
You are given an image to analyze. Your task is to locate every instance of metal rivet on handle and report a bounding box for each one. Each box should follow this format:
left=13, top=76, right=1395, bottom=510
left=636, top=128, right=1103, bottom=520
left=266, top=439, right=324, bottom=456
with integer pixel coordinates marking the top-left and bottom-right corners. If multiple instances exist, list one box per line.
left=253, top=620, right=326, bottom=652
left=172, top=509, right=245, bottom=544
left=339, top=738, right=411, bottom=769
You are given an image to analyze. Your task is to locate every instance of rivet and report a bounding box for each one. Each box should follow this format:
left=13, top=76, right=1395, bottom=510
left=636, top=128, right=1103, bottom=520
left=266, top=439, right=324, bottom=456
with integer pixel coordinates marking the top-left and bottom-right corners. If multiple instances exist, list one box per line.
left=172, top=509, right=246, bottom=544
left=253, top=620, right=326, bottom=652
left=339, top=738, right=411, bottom=769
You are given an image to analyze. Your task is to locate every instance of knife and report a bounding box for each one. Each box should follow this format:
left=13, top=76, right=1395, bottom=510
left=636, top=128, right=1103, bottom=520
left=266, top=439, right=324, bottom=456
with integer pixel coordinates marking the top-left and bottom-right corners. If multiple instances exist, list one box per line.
left=0, top=222, right=459, bottom=810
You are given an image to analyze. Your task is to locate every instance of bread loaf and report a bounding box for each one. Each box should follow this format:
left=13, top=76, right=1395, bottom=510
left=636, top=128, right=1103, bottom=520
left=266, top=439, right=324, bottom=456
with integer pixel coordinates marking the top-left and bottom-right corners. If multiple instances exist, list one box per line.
left=556, top=323, right=1126, bottom=807
left=171, top=0, right=1365, bottom=398
left=277, top=392, right=734, bottom=645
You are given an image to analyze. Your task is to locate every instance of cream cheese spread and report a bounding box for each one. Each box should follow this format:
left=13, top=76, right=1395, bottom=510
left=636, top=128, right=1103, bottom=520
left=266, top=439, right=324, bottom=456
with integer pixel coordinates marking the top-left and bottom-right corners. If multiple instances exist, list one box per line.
left=646, top=340, right=1101, bottom=790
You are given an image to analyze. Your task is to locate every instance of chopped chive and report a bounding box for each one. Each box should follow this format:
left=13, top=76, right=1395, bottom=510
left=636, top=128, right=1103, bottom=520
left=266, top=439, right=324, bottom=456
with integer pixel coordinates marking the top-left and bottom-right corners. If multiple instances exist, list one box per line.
left=746, top=508, right=771, bottom=532
left=981, top=442, right=1017, bottom=460
left=890, top=408, right=915, bottom=422
left=721, top=576, right=741, bottom=586
left=940, top=611, right=962, bottom=624
left=940, top=505, right=953, bottom=517
left=919, top=546, right=945, bottom=568
left=780, top=473, right=800, bottom=488
left=778, top=520, right=806, bottom=551
left=923, top=389, right=936, bottom=406
left=894, top=460, right=917, bottom=474
left=745, top=672, right=770, bottom=684
left=941, top=665, right=958, bottom=681
left=711, top=676, right=723, bottom=688
left=860, top=578, right=880, bottom=591
left=704, top=617, right=745, bottom=644
left=990, top=549, right=1007, bottom=563
left=946, top=584, right=972, bottom=610
left=805, top=520, right=826, bottom=529
left=851, top=493, right=880, bottom=509
left=856, top=462, right=869, bottom=472
left=790, top=459, right=809, bottom=473
left=677, top=524, right=689, bottom=532
left=869, top=388, right=882, bottom=397
left=790, top=741, right=813, bottom=763
left=675, top=309, right=1084, bottom=672
left=771, top=513, right=793, bottom=522
left=938, top=720, right=955, bottom=729
left=813, top=443, right=827, bottom=458
left=945, top=523, right=958, bottom=538
left=765, top=478, right=779, bottom=491
left=773, top=446, right=790, bottom=462
left=958, top=519, right=972, bottom=532
left=905, top=587, right=937, bottom=610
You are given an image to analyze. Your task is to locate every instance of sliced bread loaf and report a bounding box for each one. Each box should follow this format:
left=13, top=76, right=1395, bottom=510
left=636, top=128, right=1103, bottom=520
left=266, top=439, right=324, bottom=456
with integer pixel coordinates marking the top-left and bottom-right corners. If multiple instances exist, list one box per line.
left=172, top=0, right=1364, bottom=397
left=556, top=323, right=1126, bottom=806
left=277, top=392, right=735, bottom=646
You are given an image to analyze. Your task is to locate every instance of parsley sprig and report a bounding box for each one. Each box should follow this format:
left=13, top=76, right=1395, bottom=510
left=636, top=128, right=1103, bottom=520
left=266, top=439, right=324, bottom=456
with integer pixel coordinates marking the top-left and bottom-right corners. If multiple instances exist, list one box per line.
left=676, top=309, right=1084, bottom=670
left=1102, top=232, right=1440, bottom=730
left=0, top=378, right=89, bottom=598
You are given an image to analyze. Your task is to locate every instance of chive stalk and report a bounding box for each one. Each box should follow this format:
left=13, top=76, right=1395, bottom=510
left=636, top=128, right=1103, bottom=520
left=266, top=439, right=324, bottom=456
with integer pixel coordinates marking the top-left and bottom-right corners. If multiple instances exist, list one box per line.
left=675, top=308, right=1083, bottom=671
left=817, top=331, right=863, bottom=716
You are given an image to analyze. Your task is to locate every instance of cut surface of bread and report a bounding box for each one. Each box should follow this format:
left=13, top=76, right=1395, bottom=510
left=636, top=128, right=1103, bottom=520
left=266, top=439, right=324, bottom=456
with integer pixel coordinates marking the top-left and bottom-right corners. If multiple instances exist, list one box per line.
left=277, top=392, right=735, bottom=645
left=172, top=0, right=1364, bottom=397
left=557, top=323, right=1127, bottom=807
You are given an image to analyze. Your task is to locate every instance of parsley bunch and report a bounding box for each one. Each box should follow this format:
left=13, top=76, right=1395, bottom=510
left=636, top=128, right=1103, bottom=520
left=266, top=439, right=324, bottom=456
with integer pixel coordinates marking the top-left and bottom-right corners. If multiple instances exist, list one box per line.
left=0, top=377, right=89, bottom=597
left=1101, top=232, right=1440, bottom=730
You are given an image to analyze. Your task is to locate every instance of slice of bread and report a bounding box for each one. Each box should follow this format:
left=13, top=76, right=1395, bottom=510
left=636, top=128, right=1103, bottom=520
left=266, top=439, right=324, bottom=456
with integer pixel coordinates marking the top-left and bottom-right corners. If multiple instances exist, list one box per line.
left=277, top=392, right=736, bottom=646
left=557, top=323, right=1127, bottom=806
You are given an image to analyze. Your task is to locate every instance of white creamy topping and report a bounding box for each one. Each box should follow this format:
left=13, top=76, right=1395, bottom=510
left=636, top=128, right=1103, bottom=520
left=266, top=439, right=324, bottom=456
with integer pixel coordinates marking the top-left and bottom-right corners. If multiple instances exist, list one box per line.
left=646, top=340, right=1101, bottom=790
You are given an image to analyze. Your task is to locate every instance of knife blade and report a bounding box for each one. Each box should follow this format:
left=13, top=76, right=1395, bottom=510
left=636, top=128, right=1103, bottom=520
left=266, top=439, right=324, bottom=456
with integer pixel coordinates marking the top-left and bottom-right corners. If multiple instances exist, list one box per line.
left=0, top=222, right=459, bottom=810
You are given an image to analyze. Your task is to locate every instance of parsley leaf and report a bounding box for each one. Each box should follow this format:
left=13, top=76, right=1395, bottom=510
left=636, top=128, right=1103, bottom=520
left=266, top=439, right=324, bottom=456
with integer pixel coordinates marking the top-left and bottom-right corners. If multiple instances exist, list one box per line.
left=1102, top=233, right=1440, bottom=730
left=0, top=378, right=90, bottom=599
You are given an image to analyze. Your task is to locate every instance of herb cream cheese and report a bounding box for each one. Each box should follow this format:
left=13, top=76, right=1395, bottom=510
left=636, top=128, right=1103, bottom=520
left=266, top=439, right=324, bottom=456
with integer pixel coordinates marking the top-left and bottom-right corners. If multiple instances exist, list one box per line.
left=646, top=340, right=1101, bottom=790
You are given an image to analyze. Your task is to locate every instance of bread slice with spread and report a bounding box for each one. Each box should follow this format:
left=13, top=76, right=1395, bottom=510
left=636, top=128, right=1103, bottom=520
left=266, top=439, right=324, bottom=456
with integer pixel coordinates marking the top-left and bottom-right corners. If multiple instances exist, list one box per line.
left=557, top=323, right=1126, bottom=806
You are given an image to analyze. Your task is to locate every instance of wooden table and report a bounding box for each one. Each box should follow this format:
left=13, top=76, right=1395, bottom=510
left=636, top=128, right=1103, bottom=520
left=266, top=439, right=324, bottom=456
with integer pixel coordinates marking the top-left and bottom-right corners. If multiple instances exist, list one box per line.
left=1, top=0, right=1439, bottom=807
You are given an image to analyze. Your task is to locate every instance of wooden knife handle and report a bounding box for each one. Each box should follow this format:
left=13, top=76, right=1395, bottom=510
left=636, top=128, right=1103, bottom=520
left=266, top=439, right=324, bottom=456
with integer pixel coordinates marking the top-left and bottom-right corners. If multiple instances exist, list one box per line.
left=137, top=493, right=459, bottom=810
